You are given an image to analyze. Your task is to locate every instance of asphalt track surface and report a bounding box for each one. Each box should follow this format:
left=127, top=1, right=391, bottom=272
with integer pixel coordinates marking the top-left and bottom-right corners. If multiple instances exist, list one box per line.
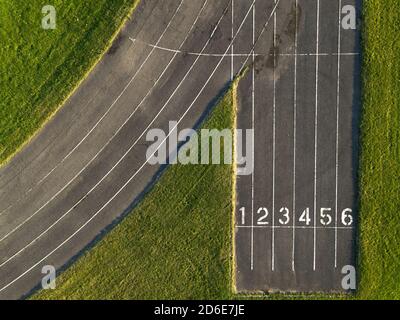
left=0, top=0, right=360, bottom=299
left=0, top=0, right=239, bottom=299
left=235, top=0, right=361, bottom=292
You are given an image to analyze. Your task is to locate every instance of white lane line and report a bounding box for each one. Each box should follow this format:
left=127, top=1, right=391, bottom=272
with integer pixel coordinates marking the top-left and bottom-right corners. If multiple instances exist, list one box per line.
left=122, top=42, right=359, bottom=58
left=313, top=0, right=320, bottom=272
left=278, top=52, right=359, bottom=56
left=332, top=53, right=359, bottom=56
left=250, top=2, right=255, bottom=272
left=0, top=1, right=258, bottom=292
left=335, top=0, right=342, bottom=269
left=277, top=52, right=359, bottom=56
left=0, top=0, right=208, bottom=243
left=271, top=0, right=277, bottom=273
left=291, top=0, right=298, bottom=273
left=237, top=0, right=282, bottom=75
left=130, top=42, right=262, bottom=57
left=231, top=0, right=234, bottom=81
left=0, top=0, right=186, bottom=218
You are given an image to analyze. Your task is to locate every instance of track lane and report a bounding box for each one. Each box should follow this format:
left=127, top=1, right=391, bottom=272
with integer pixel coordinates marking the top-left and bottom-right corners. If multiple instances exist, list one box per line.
left=0, top=0, right=360, bottom=298
left=235, top=0, right=360, bottom=292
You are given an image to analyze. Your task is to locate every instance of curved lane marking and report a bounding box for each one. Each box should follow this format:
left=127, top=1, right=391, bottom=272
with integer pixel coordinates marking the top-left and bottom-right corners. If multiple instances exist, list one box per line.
left=0, top=0, right=281, bottom=293
left=0, top=0, right=185, bottom=216
left=0, top=0, right=254, bottom=293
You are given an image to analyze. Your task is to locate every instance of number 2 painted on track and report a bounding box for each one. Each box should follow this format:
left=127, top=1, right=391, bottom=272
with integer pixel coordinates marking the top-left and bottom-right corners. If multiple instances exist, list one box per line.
left=238, top=207, right=270, bottom=225
left=257, top=207, right=269, bottom=225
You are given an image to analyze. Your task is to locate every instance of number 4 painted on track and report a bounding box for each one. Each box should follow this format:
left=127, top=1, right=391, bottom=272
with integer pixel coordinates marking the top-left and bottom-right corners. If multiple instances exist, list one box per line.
left=299, top=208, right=311, bottom=226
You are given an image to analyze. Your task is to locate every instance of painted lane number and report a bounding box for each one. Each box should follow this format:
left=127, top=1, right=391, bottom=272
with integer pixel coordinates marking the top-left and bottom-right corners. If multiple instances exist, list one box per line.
left=239, top=207, right=353, bottom=227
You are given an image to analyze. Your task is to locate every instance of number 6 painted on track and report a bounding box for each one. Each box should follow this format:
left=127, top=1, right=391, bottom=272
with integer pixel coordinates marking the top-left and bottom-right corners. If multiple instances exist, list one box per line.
left=341, top=208, right=353, bottom=226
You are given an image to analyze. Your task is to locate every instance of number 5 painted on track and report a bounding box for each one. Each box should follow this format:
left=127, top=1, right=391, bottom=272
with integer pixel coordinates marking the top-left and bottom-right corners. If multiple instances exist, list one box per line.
left=320, top=208, right=333, bottom=226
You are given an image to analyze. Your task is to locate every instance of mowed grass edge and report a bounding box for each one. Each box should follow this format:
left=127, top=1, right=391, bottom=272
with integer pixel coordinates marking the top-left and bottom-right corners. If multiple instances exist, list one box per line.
left=356, top=0, right=400, bottom=299
left=0, top=0, right=139, bottom=166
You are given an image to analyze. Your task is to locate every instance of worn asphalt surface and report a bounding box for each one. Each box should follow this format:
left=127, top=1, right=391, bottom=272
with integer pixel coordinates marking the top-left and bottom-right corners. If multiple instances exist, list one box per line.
left=235, top=0, right=360, bottom=292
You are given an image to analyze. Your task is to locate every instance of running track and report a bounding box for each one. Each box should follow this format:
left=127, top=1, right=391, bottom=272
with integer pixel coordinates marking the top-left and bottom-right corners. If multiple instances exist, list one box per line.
left=0, top=0, right=238, bottom=299
left=0, top=0, right=360, bottom=298
left=234, top=0, right=361, bottom=292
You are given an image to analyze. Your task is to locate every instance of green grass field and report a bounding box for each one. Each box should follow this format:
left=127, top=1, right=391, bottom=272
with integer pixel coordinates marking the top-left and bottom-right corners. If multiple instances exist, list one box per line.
left=0, top=0, right=138, bottom=166
left=356, top=0, right=400, bottom=300
left=29, top=0, right=400, bottom=300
